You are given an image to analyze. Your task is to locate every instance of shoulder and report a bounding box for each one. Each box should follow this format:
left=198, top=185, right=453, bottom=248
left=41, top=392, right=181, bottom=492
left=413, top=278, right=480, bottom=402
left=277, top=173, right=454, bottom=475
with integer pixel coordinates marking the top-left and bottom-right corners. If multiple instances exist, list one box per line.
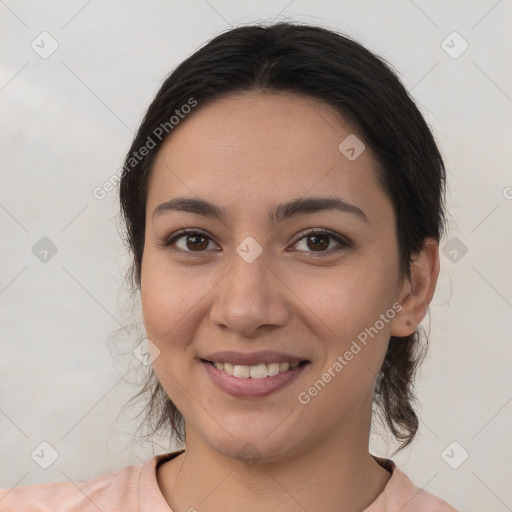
left=0, top=460, right=145, bottom=512
left=368, top=457, right=459, bottom=512
left=401, top=482, right=459, bottom=512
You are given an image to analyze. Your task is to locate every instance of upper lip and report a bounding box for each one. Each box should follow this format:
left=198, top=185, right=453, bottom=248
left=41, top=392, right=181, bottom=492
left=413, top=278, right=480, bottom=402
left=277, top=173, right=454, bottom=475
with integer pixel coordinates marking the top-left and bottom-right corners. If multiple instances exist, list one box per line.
left=201, top=351, right=308, bottom=366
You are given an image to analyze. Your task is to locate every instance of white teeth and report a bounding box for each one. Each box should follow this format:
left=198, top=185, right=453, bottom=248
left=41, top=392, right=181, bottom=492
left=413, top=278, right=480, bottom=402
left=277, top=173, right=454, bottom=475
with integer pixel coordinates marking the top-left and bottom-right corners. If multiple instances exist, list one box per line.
left=267, top=363, right=280, bottom=376
left=233, top=365, right=250, bottom=378
left=249, top=364, right=268, bottom=379
left=210, top=360, right=302, bottom=378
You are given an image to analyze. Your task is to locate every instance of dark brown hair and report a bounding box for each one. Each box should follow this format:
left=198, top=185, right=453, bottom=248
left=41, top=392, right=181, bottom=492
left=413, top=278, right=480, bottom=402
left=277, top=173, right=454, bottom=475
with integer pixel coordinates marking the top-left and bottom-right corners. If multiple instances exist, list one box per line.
left=118, top=21, right=446, bottom=453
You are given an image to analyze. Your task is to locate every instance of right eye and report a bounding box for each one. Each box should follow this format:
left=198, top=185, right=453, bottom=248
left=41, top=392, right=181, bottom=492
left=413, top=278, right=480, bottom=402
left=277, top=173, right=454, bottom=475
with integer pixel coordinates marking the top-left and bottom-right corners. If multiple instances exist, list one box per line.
left=162, top=228, right=219, bottom=256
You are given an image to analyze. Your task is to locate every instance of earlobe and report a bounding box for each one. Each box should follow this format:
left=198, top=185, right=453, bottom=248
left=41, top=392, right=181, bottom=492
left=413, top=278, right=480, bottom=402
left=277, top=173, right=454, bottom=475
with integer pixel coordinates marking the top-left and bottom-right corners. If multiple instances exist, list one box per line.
left=390, top=238, right=440, bottom=337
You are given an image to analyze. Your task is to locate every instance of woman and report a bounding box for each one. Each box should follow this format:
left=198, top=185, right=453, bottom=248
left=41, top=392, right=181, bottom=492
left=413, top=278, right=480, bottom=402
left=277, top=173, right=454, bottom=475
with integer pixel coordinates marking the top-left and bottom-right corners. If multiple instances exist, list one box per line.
left=0, top=22, right=458, bottom=511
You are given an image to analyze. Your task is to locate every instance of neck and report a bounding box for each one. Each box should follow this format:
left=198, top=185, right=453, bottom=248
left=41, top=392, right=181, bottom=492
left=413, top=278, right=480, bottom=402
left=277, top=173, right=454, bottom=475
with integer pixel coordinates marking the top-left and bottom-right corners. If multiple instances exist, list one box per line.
left=157, top=420, right=391, bottom=512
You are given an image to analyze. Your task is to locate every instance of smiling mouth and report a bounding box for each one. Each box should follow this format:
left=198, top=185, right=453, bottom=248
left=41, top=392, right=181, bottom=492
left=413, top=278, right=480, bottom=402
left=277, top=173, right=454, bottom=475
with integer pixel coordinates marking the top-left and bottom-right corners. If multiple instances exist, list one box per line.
left=201, top=359, right=309, bottom=379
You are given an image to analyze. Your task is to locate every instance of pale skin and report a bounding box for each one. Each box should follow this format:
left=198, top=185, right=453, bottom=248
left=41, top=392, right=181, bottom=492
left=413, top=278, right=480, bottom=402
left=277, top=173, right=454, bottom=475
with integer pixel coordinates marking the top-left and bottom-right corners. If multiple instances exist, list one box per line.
left=140, top=91, right=440, bottom=512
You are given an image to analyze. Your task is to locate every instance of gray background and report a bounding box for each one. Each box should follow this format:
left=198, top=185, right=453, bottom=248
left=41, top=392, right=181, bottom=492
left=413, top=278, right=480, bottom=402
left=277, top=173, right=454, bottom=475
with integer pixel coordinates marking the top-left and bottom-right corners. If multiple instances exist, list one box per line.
left=1, top=1, right=511, bottom=510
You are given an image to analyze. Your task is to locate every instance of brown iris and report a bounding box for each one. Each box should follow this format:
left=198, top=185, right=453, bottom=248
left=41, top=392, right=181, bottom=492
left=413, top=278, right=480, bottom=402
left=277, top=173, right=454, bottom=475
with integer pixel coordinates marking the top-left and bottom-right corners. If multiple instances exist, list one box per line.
left=306, top=234, right=329, bottom=251
left=186, top=234, right=209, bottom=251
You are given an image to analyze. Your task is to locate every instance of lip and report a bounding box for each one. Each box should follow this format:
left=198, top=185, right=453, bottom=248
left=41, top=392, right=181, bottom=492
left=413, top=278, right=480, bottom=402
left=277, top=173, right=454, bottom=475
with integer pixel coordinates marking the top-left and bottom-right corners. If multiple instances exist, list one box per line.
left=202, top=359, right=310, bottom=398
left=201, top=350, right=307, bottom=366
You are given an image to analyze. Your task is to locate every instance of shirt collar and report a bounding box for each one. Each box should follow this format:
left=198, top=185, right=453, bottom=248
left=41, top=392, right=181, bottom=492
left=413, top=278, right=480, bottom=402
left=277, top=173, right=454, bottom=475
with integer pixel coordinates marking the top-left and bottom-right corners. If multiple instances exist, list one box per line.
left=141, top=450, right=419, bottom=512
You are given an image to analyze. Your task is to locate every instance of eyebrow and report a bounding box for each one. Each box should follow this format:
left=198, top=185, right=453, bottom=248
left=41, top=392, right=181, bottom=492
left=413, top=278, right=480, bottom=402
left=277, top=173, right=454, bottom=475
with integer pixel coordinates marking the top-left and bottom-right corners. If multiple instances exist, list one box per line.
left=152, top=196, right=369, bottom=225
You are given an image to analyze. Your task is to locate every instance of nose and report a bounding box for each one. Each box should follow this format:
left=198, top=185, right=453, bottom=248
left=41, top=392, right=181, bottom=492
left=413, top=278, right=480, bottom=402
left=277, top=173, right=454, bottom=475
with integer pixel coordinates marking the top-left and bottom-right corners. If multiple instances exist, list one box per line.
left=208, top=245, right=290, bottom=337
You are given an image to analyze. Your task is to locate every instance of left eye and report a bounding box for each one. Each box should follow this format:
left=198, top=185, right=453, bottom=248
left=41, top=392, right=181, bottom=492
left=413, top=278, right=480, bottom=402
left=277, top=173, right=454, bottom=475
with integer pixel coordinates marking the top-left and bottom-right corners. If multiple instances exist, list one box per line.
left=292, top=229, right=351, bottom=254
left=162, top=228, right=350, bottom=256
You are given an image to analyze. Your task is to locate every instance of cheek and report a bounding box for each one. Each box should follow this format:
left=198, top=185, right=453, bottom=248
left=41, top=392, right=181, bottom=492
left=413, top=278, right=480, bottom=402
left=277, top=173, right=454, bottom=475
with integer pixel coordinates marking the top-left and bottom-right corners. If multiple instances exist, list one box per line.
left=140, top=251, right=209, bottom=342
left=295, top=282, right=393, bottom=428
left=291, top=258, right=397, bottom=340
left=140, top=254, right=199, bottom=414
left=292, top=258, right=396, bottom=393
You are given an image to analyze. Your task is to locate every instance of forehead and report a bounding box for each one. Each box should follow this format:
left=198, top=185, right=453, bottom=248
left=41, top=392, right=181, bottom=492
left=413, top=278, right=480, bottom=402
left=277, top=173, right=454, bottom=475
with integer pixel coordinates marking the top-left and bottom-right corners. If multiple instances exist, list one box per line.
left=147, top=91, right=393, bottom=228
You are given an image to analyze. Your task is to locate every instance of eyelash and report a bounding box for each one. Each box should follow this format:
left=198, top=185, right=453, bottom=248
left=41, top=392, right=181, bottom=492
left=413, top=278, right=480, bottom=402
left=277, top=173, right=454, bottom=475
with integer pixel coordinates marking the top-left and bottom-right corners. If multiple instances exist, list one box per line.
left=161, top=227, right=352, bottom=258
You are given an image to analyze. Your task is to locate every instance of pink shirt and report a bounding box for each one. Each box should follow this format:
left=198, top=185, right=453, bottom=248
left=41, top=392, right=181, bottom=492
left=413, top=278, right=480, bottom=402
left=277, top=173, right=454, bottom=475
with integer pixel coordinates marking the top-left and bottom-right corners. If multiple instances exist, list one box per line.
left=0, top=449, right=458, bottom=511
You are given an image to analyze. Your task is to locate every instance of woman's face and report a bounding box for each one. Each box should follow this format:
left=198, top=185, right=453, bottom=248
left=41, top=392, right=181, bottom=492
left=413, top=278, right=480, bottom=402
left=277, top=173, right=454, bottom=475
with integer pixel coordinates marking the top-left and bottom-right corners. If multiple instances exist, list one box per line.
left=141, top=91, right=411, bottom=461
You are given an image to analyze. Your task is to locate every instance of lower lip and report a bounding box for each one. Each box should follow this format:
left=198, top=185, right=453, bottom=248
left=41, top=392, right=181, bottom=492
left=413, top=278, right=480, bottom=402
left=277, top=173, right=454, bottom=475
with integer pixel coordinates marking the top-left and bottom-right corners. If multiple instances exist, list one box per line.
left=202, top=360, right=309, bottom=398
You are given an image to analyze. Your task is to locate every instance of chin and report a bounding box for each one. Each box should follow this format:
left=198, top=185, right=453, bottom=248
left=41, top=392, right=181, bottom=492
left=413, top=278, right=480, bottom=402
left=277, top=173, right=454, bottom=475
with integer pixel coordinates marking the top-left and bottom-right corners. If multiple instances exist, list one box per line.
left=205, top=427, right=301, bottom=466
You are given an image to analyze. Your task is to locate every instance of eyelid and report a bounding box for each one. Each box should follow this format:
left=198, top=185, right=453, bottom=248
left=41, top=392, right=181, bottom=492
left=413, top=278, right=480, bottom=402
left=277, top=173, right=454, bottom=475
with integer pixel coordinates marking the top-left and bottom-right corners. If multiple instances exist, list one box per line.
left=292, top=227, right=352, bottom=248
left=161, top=227, right=352, bottom=255
left=161, top=228, right=219, bottom=254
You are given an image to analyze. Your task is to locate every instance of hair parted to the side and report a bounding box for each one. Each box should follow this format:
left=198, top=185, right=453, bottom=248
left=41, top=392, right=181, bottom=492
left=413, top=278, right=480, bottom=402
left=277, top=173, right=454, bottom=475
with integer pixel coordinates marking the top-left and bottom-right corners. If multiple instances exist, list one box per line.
left=117, top=21, right=447, bottom=453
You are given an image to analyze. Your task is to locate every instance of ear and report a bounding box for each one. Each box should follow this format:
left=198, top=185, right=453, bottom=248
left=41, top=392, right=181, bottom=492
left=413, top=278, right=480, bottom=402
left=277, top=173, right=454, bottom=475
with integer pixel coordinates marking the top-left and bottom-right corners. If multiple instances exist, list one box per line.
left=390, top=238, right=440, bottom=337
